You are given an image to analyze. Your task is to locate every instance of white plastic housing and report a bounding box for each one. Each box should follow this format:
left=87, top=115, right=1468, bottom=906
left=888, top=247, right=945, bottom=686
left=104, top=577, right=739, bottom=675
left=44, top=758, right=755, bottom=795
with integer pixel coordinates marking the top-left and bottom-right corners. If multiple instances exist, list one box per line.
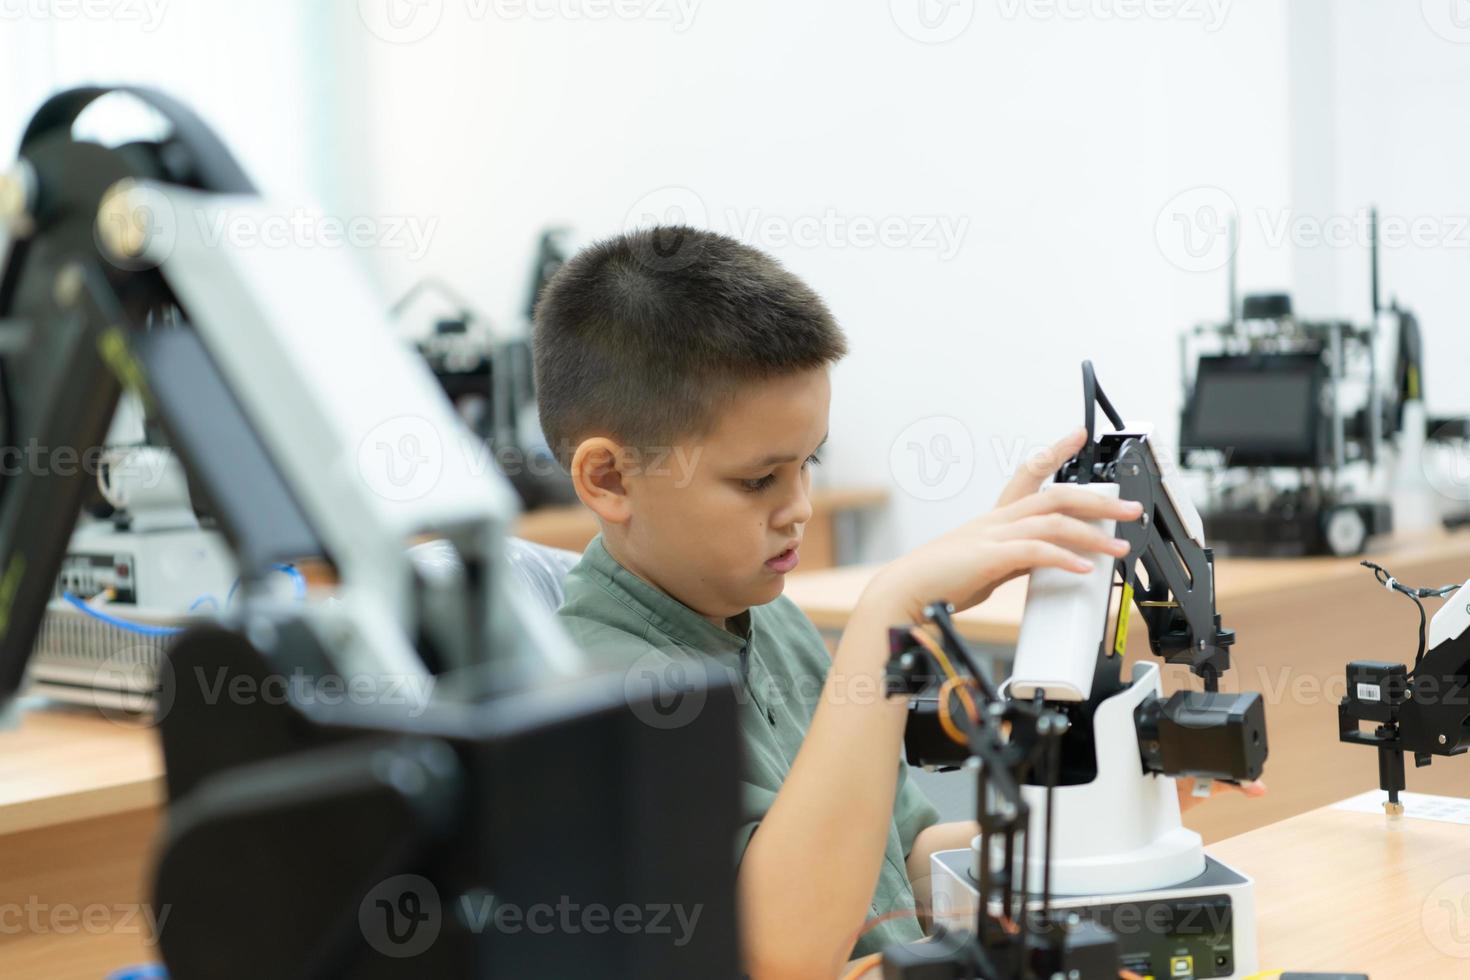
left=1008, top=481, right=1120, bottom=702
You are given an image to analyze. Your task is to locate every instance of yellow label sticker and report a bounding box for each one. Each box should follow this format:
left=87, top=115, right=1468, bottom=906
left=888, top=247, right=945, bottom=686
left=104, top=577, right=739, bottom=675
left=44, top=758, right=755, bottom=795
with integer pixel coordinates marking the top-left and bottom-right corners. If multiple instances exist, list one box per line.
left=1113, top=581, right=1133, bottom=657
left=0, top=552, right=27, bottom=640
left=96, top=326, right=153, bottom=404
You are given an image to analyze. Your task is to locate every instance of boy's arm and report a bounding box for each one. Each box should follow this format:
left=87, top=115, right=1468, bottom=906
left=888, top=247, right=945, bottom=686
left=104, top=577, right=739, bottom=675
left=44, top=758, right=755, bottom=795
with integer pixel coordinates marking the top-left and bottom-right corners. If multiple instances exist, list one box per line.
left=907, top=820, right=980, bottom=929
left=737, top=591, right=914, bottom=980
left=737, top=429, right=1142, bottom=979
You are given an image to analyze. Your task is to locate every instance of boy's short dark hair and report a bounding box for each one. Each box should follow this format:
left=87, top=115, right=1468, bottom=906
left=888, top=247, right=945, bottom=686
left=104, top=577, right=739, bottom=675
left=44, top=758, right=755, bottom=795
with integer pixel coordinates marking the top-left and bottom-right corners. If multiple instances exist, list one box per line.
left=533, top=226, right=847, bottom=470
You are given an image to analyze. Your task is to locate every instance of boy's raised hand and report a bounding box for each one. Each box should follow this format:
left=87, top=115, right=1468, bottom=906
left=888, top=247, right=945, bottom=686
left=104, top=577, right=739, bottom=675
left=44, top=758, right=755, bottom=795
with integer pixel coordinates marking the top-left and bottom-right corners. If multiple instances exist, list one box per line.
left=869, top=427, right=1145, bottom=623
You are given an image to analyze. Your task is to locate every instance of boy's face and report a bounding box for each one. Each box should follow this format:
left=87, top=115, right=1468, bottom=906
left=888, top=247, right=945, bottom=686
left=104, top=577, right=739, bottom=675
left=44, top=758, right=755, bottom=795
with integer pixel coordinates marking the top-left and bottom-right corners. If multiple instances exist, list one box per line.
left=612, top=367, right=831, bottom=626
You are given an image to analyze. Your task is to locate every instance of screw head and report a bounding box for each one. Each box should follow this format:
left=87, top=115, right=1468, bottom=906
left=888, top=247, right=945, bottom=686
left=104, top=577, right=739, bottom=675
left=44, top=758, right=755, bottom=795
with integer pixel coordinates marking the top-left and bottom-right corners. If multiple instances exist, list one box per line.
left=1440, top=734, right=1449, bottom=745
left=52, top=263, right=85, bottom=308
left=97, top=180, right=150, bottom=260
left=0, top=159, right=36, bottom=237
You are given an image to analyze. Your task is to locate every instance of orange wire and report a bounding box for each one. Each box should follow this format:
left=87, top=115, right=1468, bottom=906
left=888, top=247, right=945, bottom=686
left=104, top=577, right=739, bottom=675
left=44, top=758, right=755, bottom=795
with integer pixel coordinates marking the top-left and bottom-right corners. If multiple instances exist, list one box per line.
left=938, top=676, right=980, bottom=746
left=839, top=952, right=884, bottom=979
left=908, top=625, right=959, bottom=681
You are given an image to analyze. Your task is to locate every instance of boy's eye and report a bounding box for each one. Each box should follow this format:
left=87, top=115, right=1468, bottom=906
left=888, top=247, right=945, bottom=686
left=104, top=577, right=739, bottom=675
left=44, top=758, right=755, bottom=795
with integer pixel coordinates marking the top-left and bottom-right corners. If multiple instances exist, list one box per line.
left=740, top=454, right=821, bottom=493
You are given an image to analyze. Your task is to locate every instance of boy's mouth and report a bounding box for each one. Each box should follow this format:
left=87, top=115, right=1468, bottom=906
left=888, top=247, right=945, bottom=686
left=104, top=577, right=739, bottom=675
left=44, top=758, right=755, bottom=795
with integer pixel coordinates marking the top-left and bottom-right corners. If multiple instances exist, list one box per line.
left=764, top=545, right=800, bottom=574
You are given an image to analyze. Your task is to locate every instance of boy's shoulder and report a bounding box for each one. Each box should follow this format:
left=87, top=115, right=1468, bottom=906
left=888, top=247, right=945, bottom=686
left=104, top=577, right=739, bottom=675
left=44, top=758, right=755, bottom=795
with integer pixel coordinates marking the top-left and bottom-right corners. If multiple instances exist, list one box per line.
left=554, top=540, right=829, bottom=680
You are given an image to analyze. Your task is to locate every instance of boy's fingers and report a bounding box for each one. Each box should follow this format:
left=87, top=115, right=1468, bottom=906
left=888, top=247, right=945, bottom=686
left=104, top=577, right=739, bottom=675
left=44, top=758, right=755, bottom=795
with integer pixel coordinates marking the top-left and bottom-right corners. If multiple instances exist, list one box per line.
left=994, top=514, right=1130, bottom=560
left=1178, top=777, right=1269, bottom=811
left=986, top=539, right=1095, bottom=577
left=998, top=483, right=1144, bottom=524
left=996, top=428, right=1086, bottom=507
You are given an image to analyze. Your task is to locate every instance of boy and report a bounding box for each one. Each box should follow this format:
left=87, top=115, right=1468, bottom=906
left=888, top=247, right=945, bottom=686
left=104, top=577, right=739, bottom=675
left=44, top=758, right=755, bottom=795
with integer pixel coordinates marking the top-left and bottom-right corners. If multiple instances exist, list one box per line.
left=533, top=227, right=1253, bottom=978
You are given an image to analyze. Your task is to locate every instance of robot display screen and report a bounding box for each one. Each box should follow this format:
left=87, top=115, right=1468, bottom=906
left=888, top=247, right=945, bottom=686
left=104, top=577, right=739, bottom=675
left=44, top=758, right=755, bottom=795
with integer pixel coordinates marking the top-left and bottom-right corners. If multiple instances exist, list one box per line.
left=1183, top=354, right=1324, bottom=467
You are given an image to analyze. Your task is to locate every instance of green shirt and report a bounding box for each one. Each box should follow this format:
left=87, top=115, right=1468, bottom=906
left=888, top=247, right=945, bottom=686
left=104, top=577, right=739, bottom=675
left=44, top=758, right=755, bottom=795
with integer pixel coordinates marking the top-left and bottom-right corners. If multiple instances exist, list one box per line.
left=555, top=534, right=941, bottom=960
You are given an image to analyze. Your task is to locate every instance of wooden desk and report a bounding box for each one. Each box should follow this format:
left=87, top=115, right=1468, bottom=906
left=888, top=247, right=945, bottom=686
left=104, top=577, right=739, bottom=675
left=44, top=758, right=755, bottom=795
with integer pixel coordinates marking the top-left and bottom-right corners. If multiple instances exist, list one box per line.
left=785, top=531, right=1470, bottom=646
left=0, top=705, right=166, bottom=980
left=514, top=487, right=889, bottom=570
left=785, top=531, right=1470, bottom=843
left=1210, top=797, right=1470, bottom=976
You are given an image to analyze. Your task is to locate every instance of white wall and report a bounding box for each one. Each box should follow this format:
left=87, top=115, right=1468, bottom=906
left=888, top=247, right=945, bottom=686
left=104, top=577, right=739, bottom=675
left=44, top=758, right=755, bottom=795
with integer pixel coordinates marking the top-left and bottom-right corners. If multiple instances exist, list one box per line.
left=1318, top=2, right=1470, bottom=420
left=338, top=0, right=1297, bottom=558
left=1, top=2, right=329, bottom=208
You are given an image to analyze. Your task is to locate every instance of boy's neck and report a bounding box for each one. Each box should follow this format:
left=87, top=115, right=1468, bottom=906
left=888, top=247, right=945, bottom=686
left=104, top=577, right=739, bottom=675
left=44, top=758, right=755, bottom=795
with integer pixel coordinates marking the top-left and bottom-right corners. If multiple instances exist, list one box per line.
left=601, top=534, right=741, bottom=633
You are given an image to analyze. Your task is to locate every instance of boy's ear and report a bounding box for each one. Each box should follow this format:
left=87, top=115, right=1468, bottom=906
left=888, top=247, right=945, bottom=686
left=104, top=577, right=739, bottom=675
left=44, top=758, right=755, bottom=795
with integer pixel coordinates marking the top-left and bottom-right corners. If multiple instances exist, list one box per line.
left=569, top=437, right=634, bottom=525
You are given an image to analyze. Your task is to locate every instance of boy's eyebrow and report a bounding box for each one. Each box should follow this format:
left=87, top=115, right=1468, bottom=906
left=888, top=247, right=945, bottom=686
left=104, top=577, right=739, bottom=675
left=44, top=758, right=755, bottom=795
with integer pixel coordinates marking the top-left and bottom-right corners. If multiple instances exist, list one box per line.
left=742, top=433, right=828, bottom=469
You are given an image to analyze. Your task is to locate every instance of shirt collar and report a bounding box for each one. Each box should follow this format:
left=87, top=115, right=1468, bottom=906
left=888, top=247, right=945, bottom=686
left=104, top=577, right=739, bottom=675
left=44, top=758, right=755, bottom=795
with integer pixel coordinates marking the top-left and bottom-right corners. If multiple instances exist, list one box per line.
left=580, top=534, right=752, bottom=656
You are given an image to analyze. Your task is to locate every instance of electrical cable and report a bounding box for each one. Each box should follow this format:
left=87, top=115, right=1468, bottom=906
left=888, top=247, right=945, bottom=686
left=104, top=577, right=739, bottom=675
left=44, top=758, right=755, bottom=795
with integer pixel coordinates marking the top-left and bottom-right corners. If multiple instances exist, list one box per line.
left=62, top=591, right=182, bottom=637
left=1361, top=560, right=1460, bottom=676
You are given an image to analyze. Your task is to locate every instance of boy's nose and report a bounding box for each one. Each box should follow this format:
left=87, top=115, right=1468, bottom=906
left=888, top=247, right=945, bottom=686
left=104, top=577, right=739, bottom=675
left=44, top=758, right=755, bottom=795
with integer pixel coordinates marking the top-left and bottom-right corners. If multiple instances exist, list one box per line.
left=779, top=483, right=814, bottom=530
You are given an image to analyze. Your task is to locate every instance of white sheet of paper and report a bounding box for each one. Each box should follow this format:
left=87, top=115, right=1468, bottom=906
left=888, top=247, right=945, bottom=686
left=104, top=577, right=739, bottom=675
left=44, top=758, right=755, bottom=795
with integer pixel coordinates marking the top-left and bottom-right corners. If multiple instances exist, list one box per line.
left=1333, top=790, right=1470, bottom=825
